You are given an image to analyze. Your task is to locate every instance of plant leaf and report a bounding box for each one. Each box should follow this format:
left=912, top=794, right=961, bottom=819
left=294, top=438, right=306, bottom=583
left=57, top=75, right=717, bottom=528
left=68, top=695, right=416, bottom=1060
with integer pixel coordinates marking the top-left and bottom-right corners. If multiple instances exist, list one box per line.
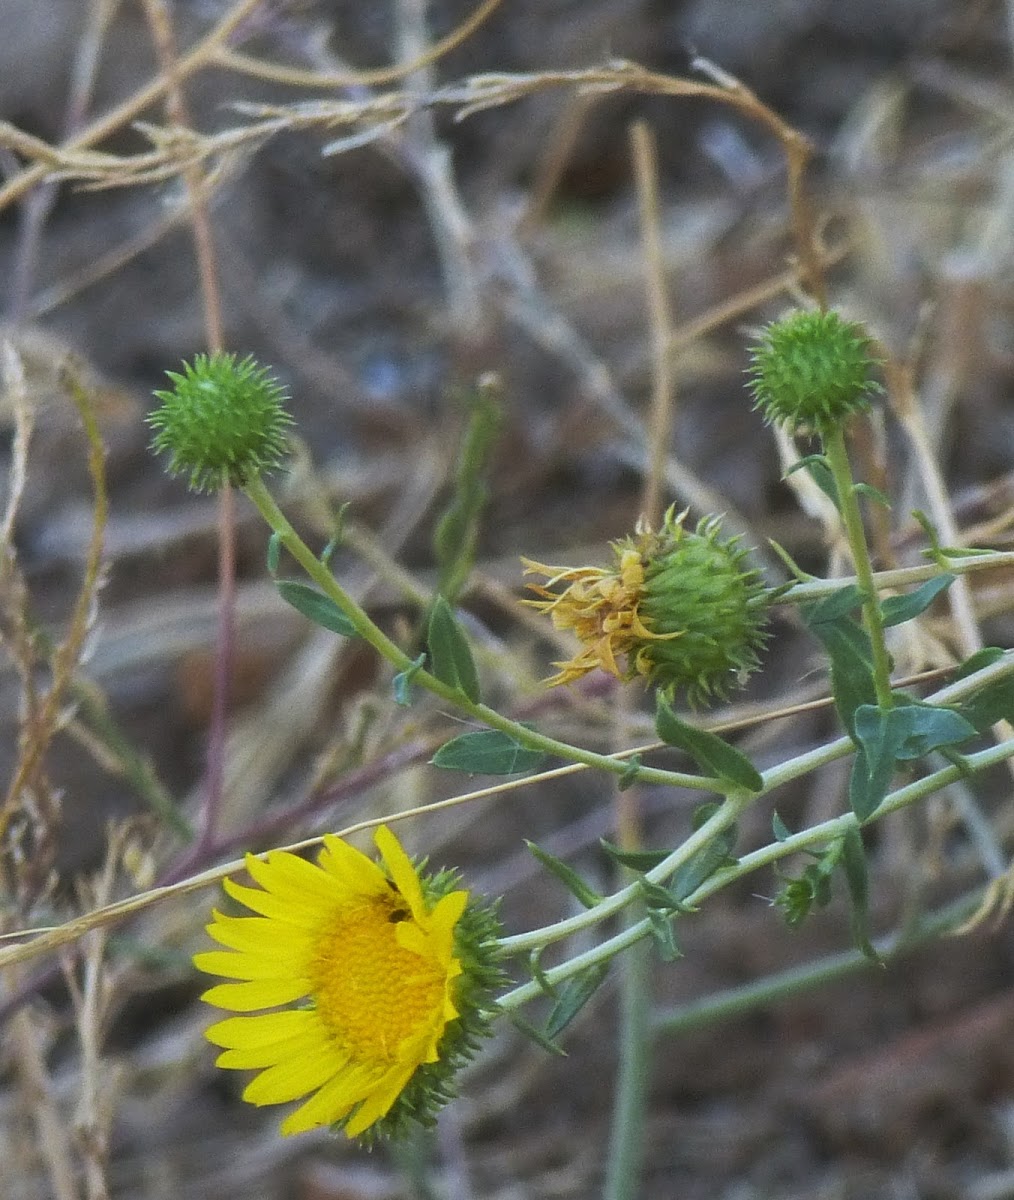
left=802, top=585, right=865, bottom=625
left=599, top=839, right=669, bottom=873
left=655, top=696, right=763, bottom=792
left=427, top=596, right=481, bottom=703
left=508, top=1012, right=566, bottom=1057
left=431, top=728, right=545, bottom=774
left=850, top=702, right=978, bottom=819
left=854, top=482, right=891, bottom=508
left=840, top=826, right=879, bottom=961
left=671, top=839, right=736, bottom=903
left=526, top=841, right=602, bottom=908
left=880, top=574, right=955, bottom=628
left=803, top=603, right=877, bottom=739
left=638, top=876, right=693, bottom=914
left=646, top=908, right=683, bottom=961
left=267, top=531, right=282, bottom=574
left=392, top=653, right=426, bottom=706
left=786, top=454, right=838, bottom=508
left=544, top=963, right=610, bottom=1041
left=433, top=377, right=501, bottom=603
left=772, top=811, right=792, bottom=842
left=277, top=581, right=357, bottom=637
left=951, top=648, right=1014, bottom=732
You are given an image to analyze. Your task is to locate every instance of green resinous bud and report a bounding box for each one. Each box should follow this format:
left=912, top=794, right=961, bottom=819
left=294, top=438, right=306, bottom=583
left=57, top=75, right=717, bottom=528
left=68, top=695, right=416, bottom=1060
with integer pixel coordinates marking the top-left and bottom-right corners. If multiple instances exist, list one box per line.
left=634, top=511, right=769, bottom=706
left=148, top=352, right=292, bottom=492
left=746, top=309, right=882, bottom=433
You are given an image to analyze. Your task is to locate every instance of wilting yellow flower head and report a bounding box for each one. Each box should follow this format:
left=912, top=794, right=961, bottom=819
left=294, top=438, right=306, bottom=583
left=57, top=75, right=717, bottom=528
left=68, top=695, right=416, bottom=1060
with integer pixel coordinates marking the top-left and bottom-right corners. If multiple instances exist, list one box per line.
left=194, top=826, right=501, bottom=1141
left=523, top=508, right=769, bottom=705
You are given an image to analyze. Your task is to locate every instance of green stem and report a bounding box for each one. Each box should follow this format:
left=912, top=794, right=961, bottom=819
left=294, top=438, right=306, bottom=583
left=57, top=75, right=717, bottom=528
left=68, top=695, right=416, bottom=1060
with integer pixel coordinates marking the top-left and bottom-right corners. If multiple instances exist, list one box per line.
left=243, top=473, right=717, bottom=794
left=496, top=735, right=1014, bottom=1011
left=651, top=888, right=984, bottom=1037
left=821, top=425, right=895, bottom=708
left=776, top=549, right=1012, bottom=606
left=604, top=933, right=651, bottom=1200
left=496, top=651, right=1013, bottom=967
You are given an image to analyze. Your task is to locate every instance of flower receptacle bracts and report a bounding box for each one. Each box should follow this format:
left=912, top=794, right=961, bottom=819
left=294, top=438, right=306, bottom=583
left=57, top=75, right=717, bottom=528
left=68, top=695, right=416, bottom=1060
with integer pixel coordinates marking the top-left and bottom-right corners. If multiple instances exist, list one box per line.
left=747, top=308, right=882, bottom=434
left=148, top=352, right=292, bottom=492
left=524, top=507, right=769, bottom=706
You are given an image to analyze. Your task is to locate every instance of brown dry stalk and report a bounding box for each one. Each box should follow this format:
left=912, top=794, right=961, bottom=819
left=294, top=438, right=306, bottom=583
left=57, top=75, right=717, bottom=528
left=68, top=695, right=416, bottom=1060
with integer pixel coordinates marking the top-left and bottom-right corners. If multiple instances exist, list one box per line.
left=0, top=366, right=109, bottom=843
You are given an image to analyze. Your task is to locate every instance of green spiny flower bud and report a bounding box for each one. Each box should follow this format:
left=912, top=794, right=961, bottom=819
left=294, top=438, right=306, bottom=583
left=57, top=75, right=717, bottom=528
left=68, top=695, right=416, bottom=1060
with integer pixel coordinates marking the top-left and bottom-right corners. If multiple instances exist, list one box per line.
left=148, top=352, right=292, bottom=492
left=747, top=309, right=882, bottom=433
left=632, top=511, right=769, bottom=705
left=523, top=508, right=769, bottom=706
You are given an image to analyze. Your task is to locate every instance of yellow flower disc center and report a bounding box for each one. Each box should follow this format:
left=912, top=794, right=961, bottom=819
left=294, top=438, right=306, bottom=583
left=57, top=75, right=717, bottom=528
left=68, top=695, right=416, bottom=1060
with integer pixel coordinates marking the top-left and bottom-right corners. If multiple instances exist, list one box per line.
left=309, top=892, right=445, bottom=1064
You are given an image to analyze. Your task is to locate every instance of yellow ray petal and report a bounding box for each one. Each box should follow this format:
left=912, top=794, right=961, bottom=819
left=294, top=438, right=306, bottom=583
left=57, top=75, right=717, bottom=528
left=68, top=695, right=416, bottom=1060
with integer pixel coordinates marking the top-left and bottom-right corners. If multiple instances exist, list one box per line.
left=242, top=1050, right=346, bottom=1105
left=204, top=1009, right=319, bottom=1049
left=318, top=834, right=388, bottom=894
left=200, top=977, right=308, bottom=1011
left=222, top=878, right=328, bottom=927
left=374, top=826, right=426, bottom=923
left=243, top=850, right=344, bottom=906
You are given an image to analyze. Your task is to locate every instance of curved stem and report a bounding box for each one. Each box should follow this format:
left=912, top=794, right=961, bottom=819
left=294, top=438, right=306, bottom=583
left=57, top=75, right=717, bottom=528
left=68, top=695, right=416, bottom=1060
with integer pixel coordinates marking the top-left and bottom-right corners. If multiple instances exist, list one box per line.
left=651, top=887, right=985, bottom=1037
left=242, top=473, right=718, bottom=793
left=496, top=736, right=1014, bottom=1011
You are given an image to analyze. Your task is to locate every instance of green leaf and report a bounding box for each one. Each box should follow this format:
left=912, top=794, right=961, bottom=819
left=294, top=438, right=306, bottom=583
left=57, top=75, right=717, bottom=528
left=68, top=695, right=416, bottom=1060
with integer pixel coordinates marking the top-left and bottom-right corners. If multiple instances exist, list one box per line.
left=951, top=649, right=1014, bottom=731
left=526, top=841, right=602, bottom=908
left=617, top=755, right=642, bottom=791
left=277, top=581, right=356, bottom=637
left=670, top=803, right=739, bottom=900
left=638, top=876, right=694, bottom=914
left=655, top=696, right=763, bottom=792
left=854, top=482, right=891, bottom=508
left=427, top=596, right=481, bottom=703
left=912, top=509, right=943, bottom=559
left=954, top=647, right=1006, bottom=680
left=528, top=947, right=555, bottom=996
left=850, top=702, right=978, bottom=819
left=880, top=574, right=955, bottom=628
left=772, top=811, right=792, bottom=842
left=766, top=538, right=815, bottom=584
left=802, top=586, right=865, bottom=625
left=840, top=826, right=879, bottom=961
left=433, top=377, right=502, bottom=603
left=646, top=907, right=683, bottom=961
left=392, top=653, right=426, bottom=706
left=544, top=963, right=610, bottom=1041
left=431, top=729, right=546, bottom=774
left=803, top=604, right=877, bottom=739
left=508, top=1012, right=566, bottom=1057
left=267, top=531, right=282, bottom=574
left=849, top=705, right=909, bottom=821
left=599, top=839, right=669, bottom=873
left=957, top=679, right=1014, bottom=732
left=786, top=454, right=838, bottom=508
left=872, top=701, right=978, bottom=760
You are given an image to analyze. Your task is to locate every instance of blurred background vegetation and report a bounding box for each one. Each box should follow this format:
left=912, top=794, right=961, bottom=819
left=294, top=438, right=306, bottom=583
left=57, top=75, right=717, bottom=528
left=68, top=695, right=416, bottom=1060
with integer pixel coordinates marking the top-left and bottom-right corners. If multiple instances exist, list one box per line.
left=0, top=1, right=1013, bottom=1197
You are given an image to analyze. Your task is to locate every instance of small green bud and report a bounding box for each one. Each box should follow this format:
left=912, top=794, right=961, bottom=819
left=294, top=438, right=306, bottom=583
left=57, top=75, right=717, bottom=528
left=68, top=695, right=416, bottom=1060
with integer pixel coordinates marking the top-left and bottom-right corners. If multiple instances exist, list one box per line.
left=148, top=352, right=292, bottom=492
left=747, top=309, right=882, bottom=433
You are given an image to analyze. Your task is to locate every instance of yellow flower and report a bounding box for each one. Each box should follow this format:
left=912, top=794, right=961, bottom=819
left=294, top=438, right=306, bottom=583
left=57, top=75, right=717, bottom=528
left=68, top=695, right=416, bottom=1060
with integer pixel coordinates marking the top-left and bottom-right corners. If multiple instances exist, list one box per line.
left=194, top=826, right=475, bottom=1139
left=521, top=544, right=679, bottom=687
